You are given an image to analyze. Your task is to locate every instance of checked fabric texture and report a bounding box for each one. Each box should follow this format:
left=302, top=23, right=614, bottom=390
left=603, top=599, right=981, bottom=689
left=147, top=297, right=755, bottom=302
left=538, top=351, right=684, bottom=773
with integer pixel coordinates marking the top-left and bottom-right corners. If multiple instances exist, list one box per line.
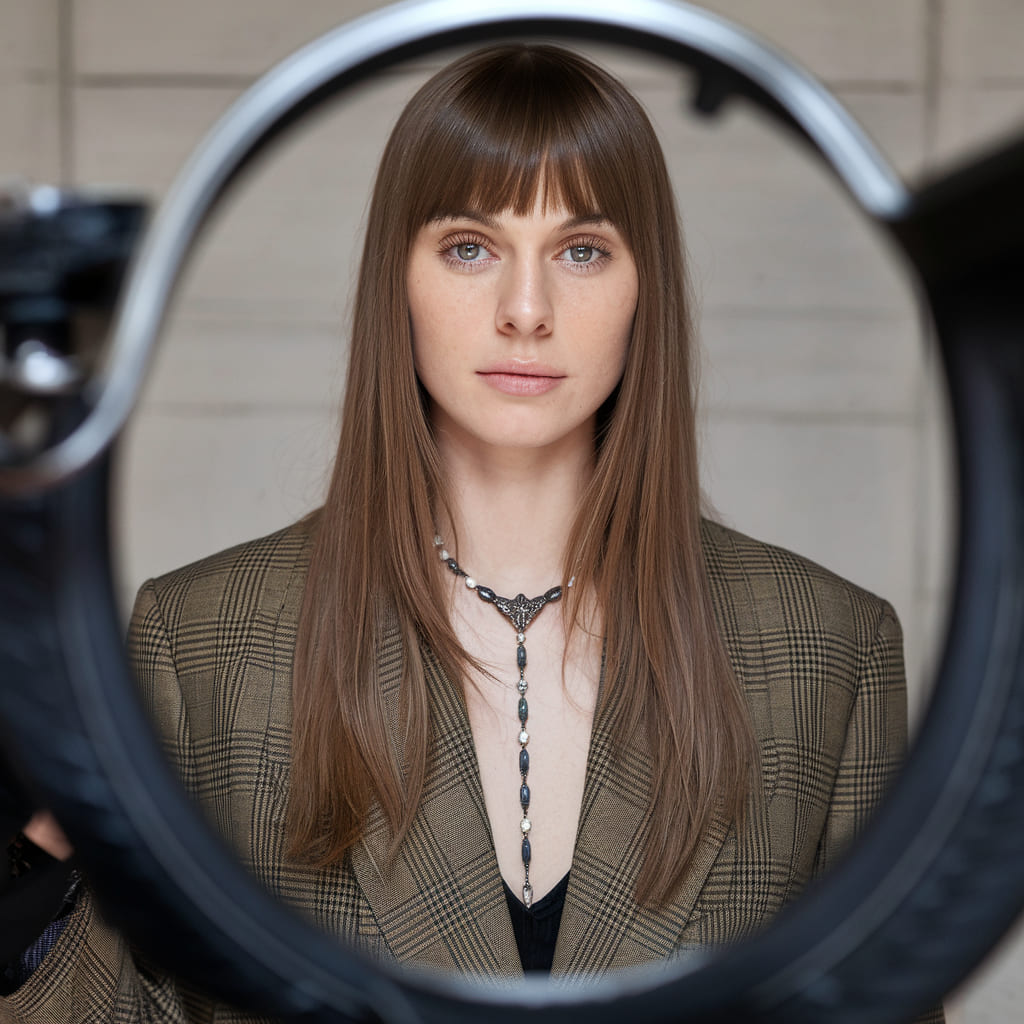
left=1, top=518, right=942, bottom=1023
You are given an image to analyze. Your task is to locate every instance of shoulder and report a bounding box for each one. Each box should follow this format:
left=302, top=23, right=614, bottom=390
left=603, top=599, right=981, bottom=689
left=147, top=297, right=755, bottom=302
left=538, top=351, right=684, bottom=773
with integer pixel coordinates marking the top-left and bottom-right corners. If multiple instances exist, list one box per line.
left=132, top=516, right=317, bottom=645
left=699, top=523, right=907, bottom=786
left=150, top=516, right=315, bottom=593
left=700, top=517, right=899, bottom=650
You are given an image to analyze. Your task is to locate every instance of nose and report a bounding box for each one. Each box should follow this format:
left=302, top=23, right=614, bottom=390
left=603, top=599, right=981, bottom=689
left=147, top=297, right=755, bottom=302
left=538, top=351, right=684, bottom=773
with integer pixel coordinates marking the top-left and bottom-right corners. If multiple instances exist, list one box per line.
left=495, top=257, right=553, bottom=338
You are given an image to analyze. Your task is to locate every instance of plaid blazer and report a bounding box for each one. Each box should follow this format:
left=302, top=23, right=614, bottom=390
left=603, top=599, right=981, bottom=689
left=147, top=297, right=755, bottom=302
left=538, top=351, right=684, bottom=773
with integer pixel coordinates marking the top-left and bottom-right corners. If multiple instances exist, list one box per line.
left=2, top=518, right=943, bottom=1023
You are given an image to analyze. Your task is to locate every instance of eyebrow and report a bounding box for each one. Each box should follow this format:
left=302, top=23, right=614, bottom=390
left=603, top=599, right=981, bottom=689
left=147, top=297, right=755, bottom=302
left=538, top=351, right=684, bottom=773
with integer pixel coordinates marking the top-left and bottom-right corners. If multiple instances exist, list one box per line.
left=430, top=210, right=611, bottom=231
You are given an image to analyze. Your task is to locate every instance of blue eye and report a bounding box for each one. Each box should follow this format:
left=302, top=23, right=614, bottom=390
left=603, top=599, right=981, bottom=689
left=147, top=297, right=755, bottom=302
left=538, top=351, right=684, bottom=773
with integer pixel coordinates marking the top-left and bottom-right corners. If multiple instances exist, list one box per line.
left=559, top=241, right=610, bottom=266
left=438, top=235, right=495, bottom=267
left=449, top=240, right=494, bottom=262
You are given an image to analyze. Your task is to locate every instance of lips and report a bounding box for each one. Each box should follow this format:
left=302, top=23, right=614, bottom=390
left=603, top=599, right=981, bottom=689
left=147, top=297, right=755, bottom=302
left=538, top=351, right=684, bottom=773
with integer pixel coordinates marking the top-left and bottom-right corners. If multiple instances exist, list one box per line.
left=477, top=363, right=565, bottom=397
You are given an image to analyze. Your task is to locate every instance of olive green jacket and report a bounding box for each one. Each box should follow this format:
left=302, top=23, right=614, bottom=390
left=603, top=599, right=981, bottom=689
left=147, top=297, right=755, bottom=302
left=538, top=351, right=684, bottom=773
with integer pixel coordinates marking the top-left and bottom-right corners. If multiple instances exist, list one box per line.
left=1, top=519, right=942, bottom=1022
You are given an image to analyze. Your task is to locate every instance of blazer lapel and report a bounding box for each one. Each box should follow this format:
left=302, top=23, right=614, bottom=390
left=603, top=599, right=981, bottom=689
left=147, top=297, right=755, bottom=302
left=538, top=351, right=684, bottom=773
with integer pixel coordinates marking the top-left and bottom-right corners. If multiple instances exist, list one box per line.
left=553, top=665, right=733, bottom=979
left=347, top=629, right=521, bottom=977
left=553, top=526, right=779, bottom=978
left=347, top=534, right=753, bottom=978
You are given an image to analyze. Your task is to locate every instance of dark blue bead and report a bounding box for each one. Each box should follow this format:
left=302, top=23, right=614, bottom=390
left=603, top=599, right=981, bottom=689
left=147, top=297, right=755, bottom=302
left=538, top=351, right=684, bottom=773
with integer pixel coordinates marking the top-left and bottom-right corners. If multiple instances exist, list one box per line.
left=517, top=644, right=526, bottom=669
left=445, top=558, right=459, bottom=572
left=520, top=784, right=530, bottom=811
left=476, top=586, right=496, bottom=603
left=545, top=586, right=563, bottom=602
left=518, top=697, right=528, bottom=723
left=522, top=837, right=532, bottom=864
left=519, top=749, right=529, bottom=774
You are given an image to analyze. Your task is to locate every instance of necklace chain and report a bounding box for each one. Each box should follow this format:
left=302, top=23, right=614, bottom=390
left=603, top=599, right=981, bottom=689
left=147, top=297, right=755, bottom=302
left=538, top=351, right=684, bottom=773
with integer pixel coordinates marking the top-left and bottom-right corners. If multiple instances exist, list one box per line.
left=434, top=535, right=570, bottom=908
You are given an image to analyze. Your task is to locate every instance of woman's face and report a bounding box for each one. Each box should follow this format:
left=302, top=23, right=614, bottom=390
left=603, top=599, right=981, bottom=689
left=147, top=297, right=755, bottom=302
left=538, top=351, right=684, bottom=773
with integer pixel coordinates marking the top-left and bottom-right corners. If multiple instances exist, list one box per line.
left=407, top=200, right=639, bottom=461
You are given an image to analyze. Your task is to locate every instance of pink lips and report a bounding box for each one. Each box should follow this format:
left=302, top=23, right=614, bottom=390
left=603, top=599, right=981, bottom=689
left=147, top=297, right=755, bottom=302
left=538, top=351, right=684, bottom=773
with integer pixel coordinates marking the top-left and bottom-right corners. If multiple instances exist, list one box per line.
left=477, top=363, right=564, bottom=397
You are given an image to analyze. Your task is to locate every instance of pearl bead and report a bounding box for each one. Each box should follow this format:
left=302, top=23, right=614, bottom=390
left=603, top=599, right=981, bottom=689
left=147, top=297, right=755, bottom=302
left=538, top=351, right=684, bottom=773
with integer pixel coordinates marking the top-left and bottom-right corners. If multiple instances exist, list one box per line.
left=440, top=548, right=449, bottom=560
left=521, top=818, right=531, bottom=833
left=519, top=729, right=529, bottom=745
left=465, top=577, right=476, bottom=589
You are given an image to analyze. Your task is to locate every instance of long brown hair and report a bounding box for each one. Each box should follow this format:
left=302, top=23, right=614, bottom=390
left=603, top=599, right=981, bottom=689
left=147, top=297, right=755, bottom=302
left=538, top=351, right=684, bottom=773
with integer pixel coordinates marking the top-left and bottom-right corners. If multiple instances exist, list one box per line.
left=288, top=44, right=756, bottom=906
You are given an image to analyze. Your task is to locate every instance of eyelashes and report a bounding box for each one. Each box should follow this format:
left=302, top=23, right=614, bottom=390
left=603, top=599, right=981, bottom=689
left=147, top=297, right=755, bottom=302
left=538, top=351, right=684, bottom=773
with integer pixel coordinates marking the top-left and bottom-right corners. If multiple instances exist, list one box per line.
left=436, top=231, right=614, bottom=270
left=436, top=232, right=494, bottom=265
left=558, top=236, right=613, bottom=266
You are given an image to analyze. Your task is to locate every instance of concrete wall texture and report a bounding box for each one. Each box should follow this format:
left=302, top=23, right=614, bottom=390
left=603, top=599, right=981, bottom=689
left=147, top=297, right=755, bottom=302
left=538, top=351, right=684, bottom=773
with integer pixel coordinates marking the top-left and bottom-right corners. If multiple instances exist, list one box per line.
left=2, top=1, right=1023, bottom=1019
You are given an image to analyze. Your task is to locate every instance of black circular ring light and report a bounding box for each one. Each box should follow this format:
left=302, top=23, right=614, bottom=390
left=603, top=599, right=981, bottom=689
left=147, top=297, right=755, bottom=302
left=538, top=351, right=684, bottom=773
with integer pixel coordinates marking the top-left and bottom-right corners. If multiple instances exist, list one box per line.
left=1, top=1, right=1023, bottom=1021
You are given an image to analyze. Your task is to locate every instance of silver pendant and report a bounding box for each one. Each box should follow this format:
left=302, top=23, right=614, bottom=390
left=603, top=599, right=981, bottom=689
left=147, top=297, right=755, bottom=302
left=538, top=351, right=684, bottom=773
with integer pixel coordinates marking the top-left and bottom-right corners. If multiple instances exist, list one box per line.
left=492, top=588, right=562, bottom=632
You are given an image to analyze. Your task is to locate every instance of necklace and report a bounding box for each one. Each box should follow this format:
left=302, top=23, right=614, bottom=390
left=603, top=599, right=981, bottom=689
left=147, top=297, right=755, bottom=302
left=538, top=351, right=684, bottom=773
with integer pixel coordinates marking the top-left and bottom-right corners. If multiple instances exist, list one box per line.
left=434, top=535, right=570, bottom=908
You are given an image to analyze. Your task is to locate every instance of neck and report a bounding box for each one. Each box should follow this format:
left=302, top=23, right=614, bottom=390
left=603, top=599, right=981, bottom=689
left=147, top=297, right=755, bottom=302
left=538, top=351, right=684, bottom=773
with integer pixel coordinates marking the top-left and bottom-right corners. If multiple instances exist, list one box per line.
left=435, top=436, right=592, bottom=597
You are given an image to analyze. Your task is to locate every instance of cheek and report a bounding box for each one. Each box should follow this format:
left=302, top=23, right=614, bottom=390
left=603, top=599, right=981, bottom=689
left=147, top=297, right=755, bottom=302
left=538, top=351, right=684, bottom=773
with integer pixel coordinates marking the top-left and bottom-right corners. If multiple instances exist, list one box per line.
left=408, top=279, right=443, bottom=369
left=605, top=284, right=638, bottom=369
left=409, top=302, right=464, bottom=403
left=593, top=289, right=637, bottom=400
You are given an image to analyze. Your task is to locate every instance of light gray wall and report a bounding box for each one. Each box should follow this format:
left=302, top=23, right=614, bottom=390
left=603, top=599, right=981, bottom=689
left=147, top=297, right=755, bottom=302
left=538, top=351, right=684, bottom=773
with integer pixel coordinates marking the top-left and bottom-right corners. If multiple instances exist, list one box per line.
left=2, top=2, right=1023, bottom=1019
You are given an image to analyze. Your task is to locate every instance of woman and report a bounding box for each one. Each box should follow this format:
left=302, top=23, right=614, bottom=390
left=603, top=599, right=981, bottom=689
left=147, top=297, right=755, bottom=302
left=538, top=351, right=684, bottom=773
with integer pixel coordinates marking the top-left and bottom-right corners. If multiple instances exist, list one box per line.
left=2, top=44, right=941, bottom=1021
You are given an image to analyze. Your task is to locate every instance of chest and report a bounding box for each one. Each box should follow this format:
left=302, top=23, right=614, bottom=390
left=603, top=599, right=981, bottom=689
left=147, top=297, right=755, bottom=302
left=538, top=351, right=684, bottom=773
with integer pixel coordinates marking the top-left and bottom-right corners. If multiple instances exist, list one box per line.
left=453, top=597, right=601, bottom=900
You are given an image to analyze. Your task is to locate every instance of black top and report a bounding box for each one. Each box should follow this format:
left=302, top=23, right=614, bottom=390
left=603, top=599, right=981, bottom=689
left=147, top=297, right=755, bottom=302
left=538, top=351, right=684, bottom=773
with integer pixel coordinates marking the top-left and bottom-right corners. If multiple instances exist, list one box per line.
left=502, top=871, right=570, bottom=973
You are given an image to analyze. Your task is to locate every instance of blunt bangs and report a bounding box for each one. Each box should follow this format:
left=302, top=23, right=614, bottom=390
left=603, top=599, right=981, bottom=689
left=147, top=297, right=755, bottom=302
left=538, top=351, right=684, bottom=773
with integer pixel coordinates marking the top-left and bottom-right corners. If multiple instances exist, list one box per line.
left=393, top=45, right=658, bottom=241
